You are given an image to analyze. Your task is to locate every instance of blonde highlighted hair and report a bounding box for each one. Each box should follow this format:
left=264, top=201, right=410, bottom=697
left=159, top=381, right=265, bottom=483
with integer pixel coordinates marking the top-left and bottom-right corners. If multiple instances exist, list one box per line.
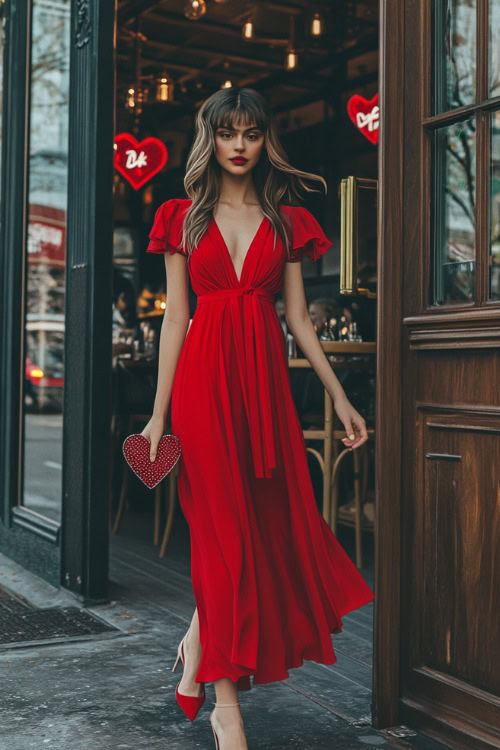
left=181, top=87, right=327, bottom=258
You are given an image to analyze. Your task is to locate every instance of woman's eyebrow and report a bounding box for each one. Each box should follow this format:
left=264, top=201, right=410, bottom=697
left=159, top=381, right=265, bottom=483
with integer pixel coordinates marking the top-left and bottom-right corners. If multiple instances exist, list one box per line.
left=217, top=125, right=262, bottom=132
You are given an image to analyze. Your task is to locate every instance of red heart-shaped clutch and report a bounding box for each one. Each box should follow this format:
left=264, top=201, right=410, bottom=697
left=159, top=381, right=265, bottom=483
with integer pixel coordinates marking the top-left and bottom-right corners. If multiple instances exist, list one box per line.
left=122, top=433, right=181, bottom=489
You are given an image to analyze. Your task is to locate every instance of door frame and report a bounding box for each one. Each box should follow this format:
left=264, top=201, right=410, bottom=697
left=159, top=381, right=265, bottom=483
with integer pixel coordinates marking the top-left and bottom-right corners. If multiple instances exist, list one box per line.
left=372, top=0, right=404, bottom=728
left=0, top=0, right=116, bottom=602
left=61, top=0, right=116, bottom=602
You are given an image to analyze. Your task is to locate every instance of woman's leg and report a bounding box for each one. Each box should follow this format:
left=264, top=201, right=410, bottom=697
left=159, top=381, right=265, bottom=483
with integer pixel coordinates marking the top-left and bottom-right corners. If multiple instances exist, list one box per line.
left=211, top=678, right=248, bottom=750
left=178, top=607, right=204, bottom=696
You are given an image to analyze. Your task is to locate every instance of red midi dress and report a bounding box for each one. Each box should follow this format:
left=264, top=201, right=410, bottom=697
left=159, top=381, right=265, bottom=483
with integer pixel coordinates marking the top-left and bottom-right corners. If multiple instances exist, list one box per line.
left=147, top=198, right=374, bottom=689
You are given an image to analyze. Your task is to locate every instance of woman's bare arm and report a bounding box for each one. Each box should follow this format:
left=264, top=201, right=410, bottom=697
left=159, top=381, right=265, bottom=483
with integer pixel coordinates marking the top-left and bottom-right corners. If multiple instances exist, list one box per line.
left=142, top=253, right=190, bottom=461
left=282, top=261, right=368, bottom=450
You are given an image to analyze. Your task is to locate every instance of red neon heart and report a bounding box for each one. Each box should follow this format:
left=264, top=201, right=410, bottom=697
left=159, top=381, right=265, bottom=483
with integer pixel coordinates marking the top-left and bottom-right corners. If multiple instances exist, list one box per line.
left=347, top=94, right=379, bottom=145
left=114, top=134, right=168, bottom=190
left=122, top=433, right=181, bottom=489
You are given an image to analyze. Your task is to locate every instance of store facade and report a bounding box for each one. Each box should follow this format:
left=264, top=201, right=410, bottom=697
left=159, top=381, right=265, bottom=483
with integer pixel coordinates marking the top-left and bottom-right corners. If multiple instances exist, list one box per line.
left=0, top=1, right=498, bottom=748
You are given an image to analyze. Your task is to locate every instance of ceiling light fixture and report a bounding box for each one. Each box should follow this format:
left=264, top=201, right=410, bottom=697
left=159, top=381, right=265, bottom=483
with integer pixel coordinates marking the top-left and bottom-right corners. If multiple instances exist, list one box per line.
left=286, top=17, right=298, bottom=70
left=156, top=71, right=174, bottom=102
left=184, top=0, right=206, bottom=20
left=242, top=17, right=253, bottom=40
left=311, top=11, right=324, bottom=37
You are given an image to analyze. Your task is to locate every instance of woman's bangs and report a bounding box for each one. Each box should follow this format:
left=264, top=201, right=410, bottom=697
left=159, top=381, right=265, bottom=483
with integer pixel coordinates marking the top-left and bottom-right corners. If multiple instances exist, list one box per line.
left=215, top=103, right=267, bottom=133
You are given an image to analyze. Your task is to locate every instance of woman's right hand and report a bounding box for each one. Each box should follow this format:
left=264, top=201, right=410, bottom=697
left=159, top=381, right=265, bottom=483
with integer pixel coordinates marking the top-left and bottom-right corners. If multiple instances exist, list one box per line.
left=141, top=414, right=166, bottom=462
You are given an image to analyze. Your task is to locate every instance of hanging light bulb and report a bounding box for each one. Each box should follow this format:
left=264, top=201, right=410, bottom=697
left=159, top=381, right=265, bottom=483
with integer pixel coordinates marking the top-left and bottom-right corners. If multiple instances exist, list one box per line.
left=126, top=87, right=136, bottom=110
left=184, top=0, right=206, bottom=20
left=242, top=17, right=253, bottom=40
left=286, top=48, right=298, bottom=70
left=311, top=11, right=323, bottom=37
left=156, top=71, right=174, bottom=102
left=134, top=85, right=145, bottom=117
left=286, top=17, right=298, bottom=71
left=221, top=79, right=233, bottom=89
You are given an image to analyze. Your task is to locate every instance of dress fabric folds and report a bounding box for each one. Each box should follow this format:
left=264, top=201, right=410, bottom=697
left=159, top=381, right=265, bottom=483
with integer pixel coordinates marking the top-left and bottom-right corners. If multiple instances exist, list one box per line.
left=147, top=198, right=374, bottom=687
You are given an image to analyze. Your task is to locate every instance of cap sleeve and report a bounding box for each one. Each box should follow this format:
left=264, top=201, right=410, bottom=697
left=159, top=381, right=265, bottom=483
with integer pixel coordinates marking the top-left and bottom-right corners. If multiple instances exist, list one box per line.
left=286, top=206, right=332, bottom=263
left=146, top=198, right=186, bottom=256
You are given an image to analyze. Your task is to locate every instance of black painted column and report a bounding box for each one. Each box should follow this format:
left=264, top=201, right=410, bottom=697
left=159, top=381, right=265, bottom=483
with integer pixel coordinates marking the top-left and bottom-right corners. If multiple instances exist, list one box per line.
left=62, top=0, right=116, bottom=602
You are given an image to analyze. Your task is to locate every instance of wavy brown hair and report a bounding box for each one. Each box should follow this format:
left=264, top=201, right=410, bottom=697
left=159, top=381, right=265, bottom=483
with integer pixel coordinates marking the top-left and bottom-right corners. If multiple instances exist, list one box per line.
left=179, top=87, right=327, bottom=258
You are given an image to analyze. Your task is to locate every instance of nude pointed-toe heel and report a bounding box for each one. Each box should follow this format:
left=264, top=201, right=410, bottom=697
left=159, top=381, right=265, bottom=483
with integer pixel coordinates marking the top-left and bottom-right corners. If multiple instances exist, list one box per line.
left=172, top=633, right=206, bottom=721
left=210, top=701, right=241, bottom=750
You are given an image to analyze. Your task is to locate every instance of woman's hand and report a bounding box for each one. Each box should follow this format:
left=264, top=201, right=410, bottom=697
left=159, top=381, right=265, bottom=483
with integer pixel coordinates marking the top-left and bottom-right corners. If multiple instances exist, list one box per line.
left=333, top=393, right=368, bottom=450
left=141, top=414, right=166, bottom=462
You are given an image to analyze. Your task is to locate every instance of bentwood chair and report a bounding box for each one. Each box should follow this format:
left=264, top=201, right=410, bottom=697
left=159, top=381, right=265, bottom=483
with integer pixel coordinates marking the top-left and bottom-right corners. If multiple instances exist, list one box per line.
left=329, top=427, right=375, bottom=568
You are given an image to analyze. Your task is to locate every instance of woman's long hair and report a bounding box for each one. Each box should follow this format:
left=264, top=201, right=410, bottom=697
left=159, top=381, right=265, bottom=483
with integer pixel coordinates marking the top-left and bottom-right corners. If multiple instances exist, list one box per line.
left=180, top=87, right=327, bottom=258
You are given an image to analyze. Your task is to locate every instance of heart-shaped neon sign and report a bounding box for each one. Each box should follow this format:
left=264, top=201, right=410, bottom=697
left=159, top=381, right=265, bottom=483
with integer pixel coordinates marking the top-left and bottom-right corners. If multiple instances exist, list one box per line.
left=347, top=94, right=379, bottom=145
left=114, top=133, right=168, bottom=190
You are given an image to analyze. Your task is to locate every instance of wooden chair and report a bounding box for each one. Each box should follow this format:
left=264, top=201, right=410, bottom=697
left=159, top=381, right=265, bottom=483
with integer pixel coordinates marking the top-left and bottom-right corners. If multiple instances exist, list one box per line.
left=329, top=428, right=375, bottom=568
left=111, top=413, right=178, bottom=558
left=288, top=342, right=376, bottom=528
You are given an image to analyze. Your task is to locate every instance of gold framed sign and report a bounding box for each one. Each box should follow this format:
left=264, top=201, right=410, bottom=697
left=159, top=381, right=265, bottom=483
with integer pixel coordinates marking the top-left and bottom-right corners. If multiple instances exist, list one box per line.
left=340, top=176, right=378, bottom=298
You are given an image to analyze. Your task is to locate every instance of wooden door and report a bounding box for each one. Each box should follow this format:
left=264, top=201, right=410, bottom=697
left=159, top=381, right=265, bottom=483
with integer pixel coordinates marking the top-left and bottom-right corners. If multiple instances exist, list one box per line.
left=374, top=1, right=500, bottom=748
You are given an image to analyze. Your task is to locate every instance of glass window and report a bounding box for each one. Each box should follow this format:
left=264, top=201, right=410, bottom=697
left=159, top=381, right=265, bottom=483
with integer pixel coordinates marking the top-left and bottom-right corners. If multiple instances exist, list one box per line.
left=490, top=111, right=500, bottom=301
left=22, top=0, right=70, bottom=523
left=490, top=1, right=500, bottom=97
left=433, top=0, right=476, bottom=114
left=432, top=118, right=476, bottom=306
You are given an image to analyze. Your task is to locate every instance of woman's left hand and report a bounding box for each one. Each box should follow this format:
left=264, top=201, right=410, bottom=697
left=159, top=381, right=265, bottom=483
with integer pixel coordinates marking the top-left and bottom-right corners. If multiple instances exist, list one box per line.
left=333, top=394, right=368, bottom=450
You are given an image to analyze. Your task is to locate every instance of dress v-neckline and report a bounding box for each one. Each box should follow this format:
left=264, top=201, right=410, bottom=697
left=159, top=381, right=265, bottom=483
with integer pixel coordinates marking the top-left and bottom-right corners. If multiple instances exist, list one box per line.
left=211, top=214, right=267, bottom=285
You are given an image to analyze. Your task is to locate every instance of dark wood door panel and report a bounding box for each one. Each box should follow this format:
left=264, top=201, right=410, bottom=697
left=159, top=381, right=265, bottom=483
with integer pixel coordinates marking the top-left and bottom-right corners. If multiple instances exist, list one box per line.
left=421, top=413, right=500, bottom=692
left=415, top=349, right=500, bottom=406
left=399, top=406, right=500, bottom=747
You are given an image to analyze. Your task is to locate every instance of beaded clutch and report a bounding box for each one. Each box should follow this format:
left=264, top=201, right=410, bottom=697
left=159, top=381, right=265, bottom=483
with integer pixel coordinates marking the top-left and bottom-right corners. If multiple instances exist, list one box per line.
left=122, top=433, right=181, bottom=489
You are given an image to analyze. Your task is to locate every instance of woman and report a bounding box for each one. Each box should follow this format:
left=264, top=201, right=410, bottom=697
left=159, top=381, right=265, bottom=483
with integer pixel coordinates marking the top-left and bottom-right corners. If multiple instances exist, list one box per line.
left=143, top=87, right=374, bottom=750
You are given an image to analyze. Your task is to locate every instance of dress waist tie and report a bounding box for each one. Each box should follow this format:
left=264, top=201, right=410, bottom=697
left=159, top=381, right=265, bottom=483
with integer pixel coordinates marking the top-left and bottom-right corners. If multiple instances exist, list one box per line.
left=197, top=287, right=277, bottom=479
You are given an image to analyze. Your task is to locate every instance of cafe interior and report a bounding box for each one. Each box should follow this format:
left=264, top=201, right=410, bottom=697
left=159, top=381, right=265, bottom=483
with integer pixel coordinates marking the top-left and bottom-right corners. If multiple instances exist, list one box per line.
left=109, top=0, right=378, bottom=589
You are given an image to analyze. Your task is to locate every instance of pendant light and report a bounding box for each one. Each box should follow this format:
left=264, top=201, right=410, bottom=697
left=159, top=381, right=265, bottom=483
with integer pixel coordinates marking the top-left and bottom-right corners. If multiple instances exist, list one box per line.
left=125, top=87, right=136, bottom=111
left=311, top=11, right=324, bottom=37
left=285, top=17, right=298, bottom=70
left=242, top=17, right=253, bottom=40
left=184, top=0, right=206, bottom=20
left=156, top=71, right=174, bottom=102
left=286, top=49, right=298, bottom=70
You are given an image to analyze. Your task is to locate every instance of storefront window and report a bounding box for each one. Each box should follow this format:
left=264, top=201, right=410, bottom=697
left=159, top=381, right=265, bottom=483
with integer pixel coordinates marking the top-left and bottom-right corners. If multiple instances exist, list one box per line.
left=490, top=111, right=500, bottom=301
left=432, top=118, right=476, bottom=306
left=22, top=0, right=70, bottom=523
left=433, top=0, right=476, bottom=114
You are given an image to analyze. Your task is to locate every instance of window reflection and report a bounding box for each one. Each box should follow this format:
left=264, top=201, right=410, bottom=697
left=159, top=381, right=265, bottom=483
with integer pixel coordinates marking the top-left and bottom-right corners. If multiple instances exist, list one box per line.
left=23, top=0, right=70, bottom=523
left=432, top=118, right=476, bottom=306
left=434, top=0, right=476, bottom=113
left=490, top=112, right=500, bottom=301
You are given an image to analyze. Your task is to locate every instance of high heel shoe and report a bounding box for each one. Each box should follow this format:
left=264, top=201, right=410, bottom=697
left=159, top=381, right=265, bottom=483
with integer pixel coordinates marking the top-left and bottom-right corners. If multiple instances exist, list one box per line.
left=210, top=701, right=241, bottom=750
left=172, top=632, right=206, bottom=721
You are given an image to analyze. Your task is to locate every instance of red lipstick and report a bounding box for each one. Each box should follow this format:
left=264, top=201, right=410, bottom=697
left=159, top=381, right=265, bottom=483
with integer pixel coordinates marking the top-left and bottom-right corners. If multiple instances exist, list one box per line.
left=230, top=156, right=248, bottom=164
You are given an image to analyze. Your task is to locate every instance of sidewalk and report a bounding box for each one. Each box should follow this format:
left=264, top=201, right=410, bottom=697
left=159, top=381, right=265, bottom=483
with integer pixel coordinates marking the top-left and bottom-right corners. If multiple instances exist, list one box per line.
left=0, top=513, right=446, bottom=750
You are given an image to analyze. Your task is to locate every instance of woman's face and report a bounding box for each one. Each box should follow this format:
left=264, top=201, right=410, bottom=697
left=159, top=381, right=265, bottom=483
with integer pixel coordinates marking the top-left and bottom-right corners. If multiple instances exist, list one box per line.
left=214, top=119, right=265, bottom=176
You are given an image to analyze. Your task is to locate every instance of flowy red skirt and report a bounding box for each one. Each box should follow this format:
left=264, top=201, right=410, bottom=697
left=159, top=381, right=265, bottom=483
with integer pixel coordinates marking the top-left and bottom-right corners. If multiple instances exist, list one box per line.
left=147, top=198, right=375, bottom=687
